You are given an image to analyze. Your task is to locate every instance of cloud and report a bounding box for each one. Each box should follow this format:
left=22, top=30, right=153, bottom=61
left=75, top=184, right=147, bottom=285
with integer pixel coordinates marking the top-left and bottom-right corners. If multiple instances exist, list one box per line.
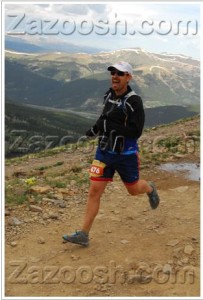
left=34, top=4, right=50, bottom=8
left=37, top=4, right=108, bottom=18
left=3, top=3, right=200, bottom=59
left=52, top=4, right=89, bottom=16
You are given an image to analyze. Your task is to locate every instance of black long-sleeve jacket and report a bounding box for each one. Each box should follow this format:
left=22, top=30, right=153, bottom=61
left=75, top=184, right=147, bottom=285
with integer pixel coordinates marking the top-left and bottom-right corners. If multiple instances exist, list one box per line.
left=97, top=85, right=145, bottom=139
left=87, top=85, right=145, bottom=153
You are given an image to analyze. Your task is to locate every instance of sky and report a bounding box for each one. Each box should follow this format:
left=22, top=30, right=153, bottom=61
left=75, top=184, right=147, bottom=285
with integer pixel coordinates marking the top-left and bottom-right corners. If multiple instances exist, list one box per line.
left=4, top=2, right=201, bottom=59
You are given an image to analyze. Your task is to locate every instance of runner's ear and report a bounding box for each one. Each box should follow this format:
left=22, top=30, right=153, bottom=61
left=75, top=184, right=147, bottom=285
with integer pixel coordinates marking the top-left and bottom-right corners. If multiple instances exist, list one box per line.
left=127, top=74, right=132, bottom=81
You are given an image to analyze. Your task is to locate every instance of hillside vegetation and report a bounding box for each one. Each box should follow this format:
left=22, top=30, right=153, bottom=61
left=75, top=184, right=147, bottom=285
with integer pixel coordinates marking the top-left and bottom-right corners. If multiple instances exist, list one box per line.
left=5, top=102, right=198, bottom=158
left=5, top=102, right=93, bottom=157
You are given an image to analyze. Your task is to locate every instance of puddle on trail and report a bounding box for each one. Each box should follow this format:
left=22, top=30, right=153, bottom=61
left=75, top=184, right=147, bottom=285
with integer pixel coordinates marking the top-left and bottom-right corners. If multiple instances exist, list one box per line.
left=158, top=163, right=200, bottom=181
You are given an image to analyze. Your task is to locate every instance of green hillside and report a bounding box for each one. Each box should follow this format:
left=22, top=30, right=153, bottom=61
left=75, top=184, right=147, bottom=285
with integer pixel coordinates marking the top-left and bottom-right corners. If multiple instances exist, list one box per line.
left=5, top=101, right=199, bottom=158
left=5, top=102, right=95, bottom=157
left=5, top=59, right=108, bottom=112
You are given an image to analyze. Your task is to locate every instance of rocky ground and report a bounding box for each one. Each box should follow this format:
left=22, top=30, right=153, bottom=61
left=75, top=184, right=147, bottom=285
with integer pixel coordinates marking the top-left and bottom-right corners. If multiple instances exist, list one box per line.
left=4, top=116, right=200, bottom=297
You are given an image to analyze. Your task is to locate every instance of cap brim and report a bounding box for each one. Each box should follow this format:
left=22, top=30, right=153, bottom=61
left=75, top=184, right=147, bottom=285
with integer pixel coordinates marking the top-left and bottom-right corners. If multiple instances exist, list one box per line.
left=107, top=66, right=116, bottom=71
left=107, top=63, right=133, bottom=75
left=107, top=65, right=126, bottom=72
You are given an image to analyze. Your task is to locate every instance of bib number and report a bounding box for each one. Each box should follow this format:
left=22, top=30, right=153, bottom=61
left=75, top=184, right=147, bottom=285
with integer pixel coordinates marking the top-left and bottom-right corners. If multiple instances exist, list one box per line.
left=89, top=160, right=106, bottom=177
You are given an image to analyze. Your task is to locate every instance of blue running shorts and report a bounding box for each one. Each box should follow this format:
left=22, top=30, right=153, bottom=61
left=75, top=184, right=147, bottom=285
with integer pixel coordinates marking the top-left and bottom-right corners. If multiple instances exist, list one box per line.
left=89, top=147, right=140, bottom=185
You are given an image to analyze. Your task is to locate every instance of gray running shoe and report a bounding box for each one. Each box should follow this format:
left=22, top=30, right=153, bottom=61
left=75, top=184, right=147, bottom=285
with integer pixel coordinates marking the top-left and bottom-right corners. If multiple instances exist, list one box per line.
left=147, top=182, right=160, bottom=209
left=63, top=230, right=89, bottom=246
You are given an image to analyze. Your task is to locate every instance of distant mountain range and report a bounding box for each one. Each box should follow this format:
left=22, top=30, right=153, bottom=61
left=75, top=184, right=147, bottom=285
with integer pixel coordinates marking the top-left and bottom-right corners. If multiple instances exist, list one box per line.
left=5, top=44, right=200, bottom=114
left=5, top=36, right=106, bottom=54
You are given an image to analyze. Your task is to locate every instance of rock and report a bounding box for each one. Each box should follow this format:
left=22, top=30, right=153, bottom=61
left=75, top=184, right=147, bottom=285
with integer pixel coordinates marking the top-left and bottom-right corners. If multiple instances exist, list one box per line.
left=59, top=202, right=66, bottom=208
left=10, top=241, right=17, bottom=247
left=184, top=245, right=194, bottom=255
left=13, top=170, right=27, bottom=177
left=39, top=220, right=46, bottom=225
left=29, top=205, right=43, bottom=213
left=128, top=274, right=152, bottom=284
left=53, top=200, right=64, bottom=206
left=71, top=254, right=80, bottom=261
left=166, top=239, right=180, bottom=247
left=121, top=204, right=127, bottom=208
left=42, top=197, right=55, bottom=203
left=170, top=186, right=189, bottom=193
left=57, top=188, right=72, bottom=194
left=54, top=193, right=64, bottom=201
left=181, top=257, right=189, bottom=264
left=30, top=185, right=52, bottom=194
left=37, top=237, right=45, bottom=244
left=163, top=264, right=172, bottom=274
left=100, top=285, right=108, bottom=292
left=42, top=213, right=49, bottom=220
left=173, top=247, right=182, bottom=254
left=110, top=217, right=121, bottom=222
left=5, top=210, right=11, bottom=216
left=173, top=154, right=185, bottom=159
left=121, top=239, right=130, bottom=244
left=191, top=237, right=198, bottom=242
left=70, top=180, right=77, bottom=186
left=23, top=218, right=33, bottom=223
left=137, top=262, right=151, bottom=271
left=49, top=212, right=59, bottom=220
left=65, top=190, right=75, bottom=196
left=8, top=217, right=23, bottom=226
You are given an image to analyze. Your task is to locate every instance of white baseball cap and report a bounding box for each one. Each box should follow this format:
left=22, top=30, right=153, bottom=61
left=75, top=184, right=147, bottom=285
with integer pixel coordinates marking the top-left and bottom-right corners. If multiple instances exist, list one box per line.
left=107, top=61, right=133, bottom=75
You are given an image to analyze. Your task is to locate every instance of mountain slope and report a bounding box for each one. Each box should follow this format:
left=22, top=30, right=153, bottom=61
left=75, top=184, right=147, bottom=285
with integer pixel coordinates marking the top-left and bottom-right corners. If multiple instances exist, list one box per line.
left=5, top=102, right=198, bottom=158
left=5, top=48, right=200, bottom=111
left=5, top=102, right=94, bottom=157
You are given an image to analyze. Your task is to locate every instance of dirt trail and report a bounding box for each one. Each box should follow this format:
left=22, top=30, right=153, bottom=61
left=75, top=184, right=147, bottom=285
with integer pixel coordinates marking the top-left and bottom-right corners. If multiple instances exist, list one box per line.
left=5, top=116, right=200, bottom=297
left=5, top=167, right=200, bottom=297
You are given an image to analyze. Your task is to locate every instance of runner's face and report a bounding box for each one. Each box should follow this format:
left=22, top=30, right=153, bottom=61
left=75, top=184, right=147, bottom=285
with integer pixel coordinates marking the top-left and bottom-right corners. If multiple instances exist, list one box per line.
left=110, top=70, right=131, bottom=95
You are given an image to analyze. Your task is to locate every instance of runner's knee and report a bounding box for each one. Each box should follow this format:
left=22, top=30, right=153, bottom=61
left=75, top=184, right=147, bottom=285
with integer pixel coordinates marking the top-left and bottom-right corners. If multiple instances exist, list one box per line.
left=89, top=181, right=107, bottom=198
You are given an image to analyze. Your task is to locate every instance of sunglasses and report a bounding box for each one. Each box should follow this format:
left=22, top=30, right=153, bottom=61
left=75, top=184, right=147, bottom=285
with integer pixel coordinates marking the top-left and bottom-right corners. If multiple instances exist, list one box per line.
left=110, top=71, right=128, bottom=77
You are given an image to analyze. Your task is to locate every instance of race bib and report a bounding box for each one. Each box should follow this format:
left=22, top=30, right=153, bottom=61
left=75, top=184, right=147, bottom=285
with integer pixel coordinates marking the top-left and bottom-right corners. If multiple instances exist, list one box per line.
left=89, top=160, right=106, bottom=177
